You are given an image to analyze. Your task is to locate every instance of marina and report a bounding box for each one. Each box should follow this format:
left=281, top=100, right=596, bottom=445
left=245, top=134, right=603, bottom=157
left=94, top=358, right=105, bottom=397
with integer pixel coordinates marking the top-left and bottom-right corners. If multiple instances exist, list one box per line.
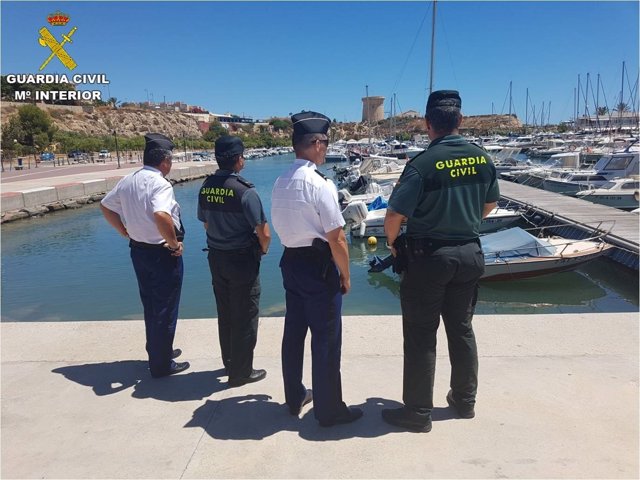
left=1, top=2, right=638, bottom=478
left=498, top=180, right=639, bottom=269
left=1, top=154, right=638, bottom=322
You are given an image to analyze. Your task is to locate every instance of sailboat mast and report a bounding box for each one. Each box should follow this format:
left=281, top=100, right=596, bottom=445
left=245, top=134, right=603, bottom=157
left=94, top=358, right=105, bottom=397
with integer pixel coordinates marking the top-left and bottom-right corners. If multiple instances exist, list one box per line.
left=620, top=61, right=626, bottom=124
left=428, top=0, right=437, bottom=95
left=525, top=88, right=529, bottom=129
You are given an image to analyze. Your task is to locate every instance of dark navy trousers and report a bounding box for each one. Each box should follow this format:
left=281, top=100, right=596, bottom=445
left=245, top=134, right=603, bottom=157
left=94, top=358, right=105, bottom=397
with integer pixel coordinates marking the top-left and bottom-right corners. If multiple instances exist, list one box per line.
left=279, top=248, right=348, bottom=424
left=400, top=242, right=484, bottom=413
left=130, top=246, right=183, bottom=377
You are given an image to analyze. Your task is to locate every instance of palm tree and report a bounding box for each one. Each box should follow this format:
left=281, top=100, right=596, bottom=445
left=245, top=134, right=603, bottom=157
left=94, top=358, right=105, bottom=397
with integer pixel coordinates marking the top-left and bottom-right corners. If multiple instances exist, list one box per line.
left=614, top=102, right=629, bottom=113
left=596, top=106, right=608, bottom=116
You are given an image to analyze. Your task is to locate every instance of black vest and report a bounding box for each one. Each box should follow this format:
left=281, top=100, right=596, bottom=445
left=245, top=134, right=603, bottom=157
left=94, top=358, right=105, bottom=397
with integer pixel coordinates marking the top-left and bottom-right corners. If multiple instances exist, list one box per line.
left=199, top=173, right=253, bottom=213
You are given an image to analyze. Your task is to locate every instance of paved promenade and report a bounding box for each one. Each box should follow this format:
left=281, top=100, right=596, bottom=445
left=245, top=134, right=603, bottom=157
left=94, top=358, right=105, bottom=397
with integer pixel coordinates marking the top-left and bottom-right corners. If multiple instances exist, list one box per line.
left=0, top=159, right=214, bottom=214
left=2, top=313, right=638, bottom=479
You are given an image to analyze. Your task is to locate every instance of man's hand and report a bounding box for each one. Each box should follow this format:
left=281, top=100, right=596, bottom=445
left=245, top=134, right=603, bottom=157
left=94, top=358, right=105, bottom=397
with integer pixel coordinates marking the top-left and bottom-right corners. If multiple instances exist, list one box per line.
left=340, top=273, right=351, bottom=295
left=164, top=241, right=184, bottom=257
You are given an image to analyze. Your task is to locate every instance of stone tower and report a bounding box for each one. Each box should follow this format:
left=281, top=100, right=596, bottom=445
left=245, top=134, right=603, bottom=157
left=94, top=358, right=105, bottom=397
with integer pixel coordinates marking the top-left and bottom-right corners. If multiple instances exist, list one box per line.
left=361, top=96, right=385, bottom=123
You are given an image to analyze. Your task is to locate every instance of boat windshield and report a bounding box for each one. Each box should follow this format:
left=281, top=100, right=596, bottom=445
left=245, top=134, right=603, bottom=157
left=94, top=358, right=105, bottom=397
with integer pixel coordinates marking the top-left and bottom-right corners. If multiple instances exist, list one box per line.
left=602, top=155, right=633, bottom=171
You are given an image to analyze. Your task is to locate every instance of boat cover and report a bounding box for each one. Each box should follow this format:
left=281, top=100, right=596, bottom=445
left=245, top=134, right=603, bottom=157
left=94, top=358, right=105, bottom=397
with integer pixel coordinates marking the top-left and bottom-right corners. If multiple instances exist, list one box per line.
left=368, top=196, right=388, bottom=211
left=481, top=227, right=555, bottom=262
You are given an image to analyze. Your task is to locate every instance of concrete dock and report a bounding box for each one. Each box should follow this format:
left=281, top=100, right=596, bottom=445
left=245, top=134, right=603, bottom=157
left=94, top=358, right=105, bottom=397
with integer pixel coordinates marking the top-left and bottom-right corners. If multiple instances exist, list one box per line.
left=1, top=313, right=638, bottom=479
left=1, top=159, right=215, bottom=217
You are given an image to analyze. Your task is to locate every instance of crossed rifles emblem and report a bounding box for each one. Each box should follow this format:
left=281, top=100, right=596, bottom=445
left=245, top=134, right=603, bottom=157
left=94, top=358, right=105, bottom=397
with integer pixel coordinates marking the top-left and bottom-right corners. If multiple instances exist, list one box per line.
left=38, top=26, right=77, bottom=71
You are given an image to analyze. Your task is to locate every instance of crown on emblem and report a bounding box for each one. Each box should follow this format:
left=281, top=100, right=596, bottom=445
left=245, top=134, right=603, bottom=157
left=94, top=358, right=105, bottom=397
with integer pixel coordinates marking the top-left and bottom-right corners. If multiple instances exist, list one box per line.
left=47, top=11, right=70, bottom=26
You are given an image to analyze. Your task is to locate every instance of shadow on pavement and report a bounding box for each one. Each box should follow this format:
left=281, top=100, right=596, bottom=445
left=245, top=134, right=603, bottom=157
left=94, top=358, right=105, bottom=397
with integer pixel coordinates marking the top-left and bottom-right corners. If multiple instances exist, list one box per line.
left=185, top=396, right=416, bottom=441
left=52, top=362, right=227, bottom=401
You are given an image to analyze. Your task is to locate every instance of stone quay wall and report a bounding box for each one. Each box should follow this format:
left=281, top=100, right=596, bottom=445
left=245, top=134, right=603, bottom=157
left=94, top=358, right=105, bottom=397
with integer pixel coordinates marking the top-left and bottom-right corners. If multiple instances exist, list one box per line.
left=1, top=164, right=214, bottom=223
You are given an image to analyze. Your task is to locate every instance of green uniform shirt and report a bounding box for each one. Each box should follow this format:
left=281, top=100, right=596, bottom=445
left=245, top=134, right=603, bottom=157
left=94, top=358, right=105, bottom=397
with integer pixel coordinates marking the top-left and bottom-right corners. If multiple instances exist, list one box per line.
left=388, top=135, right=500, bottom=240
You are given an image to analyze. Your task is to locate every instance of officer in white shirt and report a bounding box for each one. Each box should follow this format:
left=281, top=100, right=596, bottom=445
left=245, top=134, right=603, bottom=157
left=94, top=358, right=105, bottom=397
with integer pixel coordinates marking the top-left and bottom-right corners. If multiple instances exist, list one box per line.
left=101, top=133, right=189, bottom=378
left=271, top=111, right=362, bottom=427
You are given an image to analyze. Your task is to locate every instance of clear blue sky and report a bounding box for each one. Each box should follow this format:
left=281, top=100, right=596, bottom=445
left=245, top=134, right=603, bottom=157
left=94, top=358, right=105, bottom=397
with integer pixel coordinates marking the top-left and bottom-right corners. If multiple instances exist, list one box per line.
left=2, top=1, right=638, bottom=125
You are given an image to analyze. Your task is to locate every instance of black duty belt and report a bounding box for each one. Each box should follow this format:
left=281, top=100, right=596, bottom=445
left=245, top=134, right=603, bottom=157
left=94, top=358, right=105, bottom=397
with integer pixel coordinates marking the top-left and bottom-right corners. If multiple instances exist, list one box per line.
left=210, top=245, right=254, bottom=254
left=284, top=246, right=315, bottom=252
left=129, top=239, right=167, bottom=250
left=407, top=237, right=480, bottom=250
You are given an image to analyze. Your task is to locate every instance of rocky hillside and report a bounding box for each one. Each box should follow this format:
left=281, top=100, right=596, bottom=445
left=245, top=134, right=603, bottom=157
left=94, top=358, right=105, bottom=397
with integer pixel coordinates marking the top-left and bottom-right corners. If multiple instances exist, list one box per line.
left=1, top=102, right=522, bottom=141
left=331, top=114, right=523, bottom=140
left=1, top=102, right=201, bottom=138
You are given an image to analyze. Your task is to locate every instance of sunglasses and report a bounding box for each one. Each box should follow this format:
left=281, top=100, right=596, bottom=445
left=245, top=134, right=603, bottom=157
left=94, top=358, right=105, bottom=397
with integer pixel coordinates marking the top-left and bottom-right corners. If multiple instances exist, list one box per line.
left=314, top=139, right=329, bottom=146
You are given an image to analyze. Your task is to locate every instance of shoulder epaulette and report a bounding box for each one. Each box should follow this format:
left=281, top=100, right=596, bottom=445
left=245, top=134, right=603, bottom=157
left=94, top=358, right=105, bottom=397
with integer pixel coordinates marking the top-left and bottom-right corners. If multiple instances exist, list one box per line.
left=314, top=170, right=328, bottom=180
left=235, top=175, right=254, bottom=188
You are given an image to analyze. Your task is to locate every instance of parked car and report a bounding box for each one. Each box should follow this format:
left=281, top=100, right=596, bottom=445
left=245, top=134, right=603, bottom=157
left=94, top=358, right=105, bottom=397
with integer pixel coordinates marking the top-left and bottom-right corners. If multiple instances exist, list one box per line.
left=99, top=149, right=111, bottom=159
left=40, top=152, right=54, bottom=161
left=68, top=150, right=88, bottom=162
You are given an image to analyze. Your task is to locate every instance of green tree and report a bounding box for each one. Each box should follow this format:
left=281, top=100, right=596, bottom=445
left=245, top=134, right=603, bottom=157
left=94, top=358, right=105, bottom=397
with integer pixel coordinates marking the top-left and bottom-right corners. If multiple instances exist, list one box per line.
left=596, top=106, right=609, bottom=116
left=8, top=105, right=57, bottom=152
left=203, top=120, right=228, bottom=143
left=269, top=118, right=291, bottom=132
left=614, top=102, right=629, bottom=113
left=1, top=116, right=26, bottom=155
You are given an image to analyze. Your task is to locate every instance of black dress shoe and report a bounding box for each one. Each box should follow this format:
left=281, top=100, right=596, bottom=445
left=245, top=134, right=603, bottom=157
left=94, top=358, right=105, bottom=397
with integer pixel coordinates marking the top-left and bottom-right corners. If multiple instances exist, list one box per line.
left=446, top=390, right=475, bottom=419
left=319, top=407, right=363, bottom=427
left=228, top=369, right=266, bottom=387
left=172, top=348, right=182, bottom=359
left=151, top=361, right=190, bottom=378
left=382, top=407, right=432, bottom=432
left=289, top=389, right=313, bottom=416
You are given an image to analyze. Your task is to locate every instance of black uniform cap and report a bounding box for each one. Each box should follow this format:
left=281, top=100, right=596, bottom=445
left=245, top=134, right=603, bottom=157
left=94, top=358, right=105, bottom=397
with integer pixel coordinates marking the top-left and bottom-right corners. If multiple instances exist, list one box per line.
left=144, top=133, right=174, bottom=154
left=291, top=111, right=331, bottom=136
left=215, top=136, right=244, bottom=157
left=426, top=90, right=462, bottom=114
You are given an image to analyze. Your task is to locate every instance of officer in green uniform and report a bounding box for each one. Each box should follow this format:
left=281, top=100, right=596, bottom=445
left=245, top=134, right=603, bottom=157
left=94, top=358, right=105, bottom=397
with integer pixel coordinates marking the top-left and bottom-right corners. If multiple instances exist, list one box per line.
left=381, top=90, right=500, bottom=432
left=197, top=136, right=271, bottom=387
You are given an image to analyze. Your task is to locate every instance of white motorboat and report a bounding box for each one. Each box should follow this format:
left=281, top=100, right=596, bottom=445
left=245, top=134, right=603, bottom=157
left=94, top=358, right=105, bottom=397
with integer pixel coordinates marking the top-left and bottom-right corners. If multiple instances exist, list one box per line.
left=346, top=205, right=523, bottom=238
left=575, top=176, right=640, bottom=210
left=325, top=146, right=349, bottom=163
left=541, top=150, right=639, bottom=195
left=367, top=227, right=612, bottom=282
left=480, top=227, right=612, bottom=281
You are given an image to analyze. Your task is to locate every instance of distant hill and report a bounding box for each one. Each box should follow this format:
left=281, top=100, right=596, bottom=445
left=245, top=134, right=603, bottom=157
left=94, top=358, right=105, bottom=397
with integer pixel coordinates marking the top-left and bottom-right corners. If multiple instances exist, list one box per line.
left=1, top=102, right=523, bottom=142
left=1, top=102, right=202, bottom=138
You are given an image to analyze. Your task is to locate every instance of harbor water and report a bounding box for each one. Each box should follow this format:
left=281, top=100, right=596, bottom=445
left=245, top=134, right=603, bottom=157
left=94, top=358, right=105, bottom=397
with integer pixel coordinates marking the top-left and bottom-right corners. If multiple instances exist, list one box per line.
left=1, top=154, right=638, bottom=322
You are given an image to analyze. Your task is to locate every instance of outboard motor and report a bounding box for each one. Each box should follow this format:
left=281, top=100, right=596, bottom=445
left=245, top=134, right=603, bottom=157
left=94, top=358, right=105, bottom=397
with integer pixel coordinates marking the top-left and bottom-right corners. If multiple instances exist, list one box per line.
left=341, top=200, right=368, bottom=226
left=338, top=189, right=352, bottom=206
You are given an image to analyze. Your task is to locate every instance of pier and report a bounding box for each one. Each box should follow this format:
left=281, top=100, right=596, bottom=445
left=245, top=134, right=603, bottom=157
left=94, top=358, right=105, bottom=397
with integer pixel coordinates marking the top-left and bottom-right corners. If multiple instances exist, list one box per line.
left=0, top=160, right=215, bottom=222
left=1, top=314, right=638, bottom=478
left=499, top=180, right=639, bottom=270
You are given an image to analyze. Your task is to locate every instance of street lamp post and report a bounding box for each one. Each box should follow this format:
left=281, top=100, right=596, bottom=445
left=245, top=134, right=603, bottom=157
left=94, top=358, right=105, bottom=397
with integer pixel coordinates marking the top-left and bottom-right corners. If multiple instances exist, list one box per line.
left=113, top=130, right=121, bottom=168
left=183, top=132, right=187, bottom=161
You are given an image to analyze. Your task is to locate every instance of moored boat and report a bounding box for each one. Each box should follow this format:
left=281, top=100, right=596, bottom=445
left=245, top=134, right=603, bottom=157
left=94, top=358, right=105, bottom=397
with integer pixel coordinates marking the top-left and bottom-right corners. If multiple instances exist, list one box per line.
left=346, top=205, right=524, bottom=238
left=479, top=227, right=613, bottom=281
left=367, top=227, right=612, bottom=282
left=575, top=176, right=640, bottom=210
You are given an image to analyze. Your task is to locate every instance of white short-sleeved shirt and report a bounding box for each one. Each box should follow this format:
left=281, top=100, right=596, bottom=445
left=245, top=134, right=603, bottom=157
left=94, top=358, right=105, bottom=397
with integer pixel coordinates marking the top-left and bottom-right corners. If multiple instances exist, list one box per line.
left=271, top=159, right=345, bottom=247
left=101, top=165, right=182, bottom=244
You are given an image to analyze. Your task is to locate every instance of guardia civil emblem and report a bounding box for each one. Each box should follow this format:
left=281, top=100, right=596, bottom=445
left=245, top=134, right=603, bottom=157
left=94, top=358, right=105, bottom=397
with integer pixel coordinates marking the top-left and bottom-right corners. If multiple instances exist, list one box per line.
left=38, top=11, right=77, bottom=71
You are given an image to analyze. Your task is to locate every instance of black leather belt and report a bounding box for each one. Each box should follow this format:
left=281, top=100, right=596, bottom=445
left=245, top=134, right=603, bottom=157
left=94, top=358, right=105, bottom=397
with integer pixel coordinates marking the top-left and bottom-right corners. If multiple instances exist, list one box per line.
left=129, top=239, right=166, bottom=249
left=407, top=237, right=480, bottom=250
left=210, top=245, right=253, bottom=254
left=284, top=246, right=315, bottom=252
